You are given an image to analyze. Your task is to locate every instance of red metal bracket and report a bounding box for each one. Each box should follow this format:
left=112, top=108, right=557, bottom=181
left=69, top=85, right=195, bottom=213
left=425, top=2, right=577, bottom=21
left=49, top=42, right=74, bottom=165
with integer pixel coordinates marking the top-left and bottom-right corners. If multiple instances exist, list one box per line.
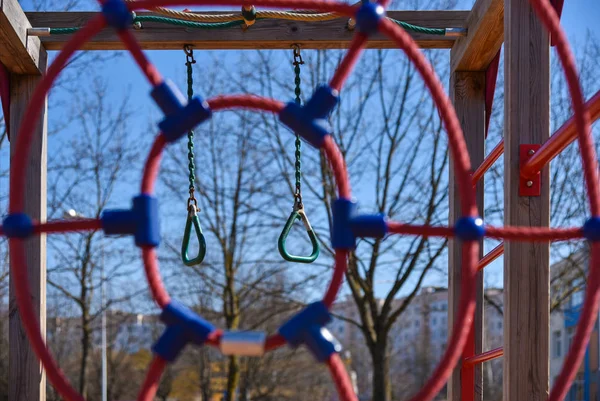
left=519, top=144, right=542, bottom=196
left=0, top=62, right=9, bottom=140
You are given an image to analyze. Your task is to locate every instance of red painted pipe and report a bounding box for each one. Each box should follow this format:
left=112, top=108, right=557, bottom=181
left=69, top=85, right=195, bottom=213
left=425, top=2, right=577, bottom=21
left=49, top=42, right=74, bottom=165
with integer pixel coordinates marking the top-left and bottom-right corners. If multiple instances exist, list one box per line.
left=477, top=243, right=504, bottom=271
left=471, top=140, right=504, bottom=185
left=521, top=90, right=600, bottom=179
left=463, top=347, right=504, bottom=367
left=0, top=62, right=9, bottom=139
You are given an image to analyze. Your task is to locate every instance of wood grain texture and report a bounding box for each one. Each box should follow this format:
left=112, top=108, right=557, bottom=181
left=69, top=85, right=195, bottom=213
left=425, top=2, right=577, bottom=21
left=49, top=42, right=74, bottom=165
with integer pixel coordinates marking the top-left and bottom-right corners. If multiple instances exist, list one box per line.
left=448, top=71, right=485, bottom=401
left=503, top=0, right=550, bottom=400
left=26, top=11, right=469, bottom=50
left=0, top=0, right=43, bottom=74
left=9, top=51, right=48, bottom=401
left=450, top=0, right=503, bottom=72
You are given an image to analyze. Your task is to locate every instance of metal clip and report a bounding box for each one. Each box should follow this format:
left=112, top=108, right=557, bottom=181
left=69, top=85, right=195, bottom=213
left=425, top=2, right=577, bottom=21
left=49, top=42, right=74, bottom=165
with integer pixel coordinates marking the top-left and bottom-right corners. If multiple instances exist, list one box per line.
left=292, top=44, right=304, bottom=66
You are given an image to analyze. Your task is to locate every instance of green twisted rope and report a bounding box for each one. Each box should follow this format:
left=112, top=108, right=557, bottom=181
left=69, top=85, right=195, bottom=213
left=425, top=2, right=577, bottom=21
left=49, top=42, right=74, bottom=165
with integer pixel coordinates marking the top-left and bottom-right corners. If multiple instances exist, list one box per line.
left=391, top=19, right=446, bottom=36
left=49, top=16, right=244, bottom=34
left=47, top=13, right=448, bottom=36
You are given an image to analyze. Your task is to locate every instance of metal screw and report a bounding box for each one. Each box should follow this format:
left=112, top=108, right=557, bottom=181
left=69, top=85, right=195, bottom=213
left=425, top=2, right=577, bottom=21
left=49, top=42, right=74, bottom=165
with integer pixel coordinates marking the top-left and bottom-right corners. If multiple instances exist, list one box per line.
left=526, top=181, right=534, bottom=187
left=528, top=149, right=535, bottom=156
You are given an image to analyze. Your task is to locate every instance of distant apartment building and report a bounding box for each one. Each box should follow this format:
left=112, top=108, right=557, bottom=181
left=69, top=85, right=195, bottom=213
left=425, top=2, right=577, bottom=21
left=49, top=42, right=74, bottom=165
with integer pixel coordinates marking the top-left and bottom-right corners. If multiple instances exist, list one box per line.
left=330, top=286, right=504, bottom=399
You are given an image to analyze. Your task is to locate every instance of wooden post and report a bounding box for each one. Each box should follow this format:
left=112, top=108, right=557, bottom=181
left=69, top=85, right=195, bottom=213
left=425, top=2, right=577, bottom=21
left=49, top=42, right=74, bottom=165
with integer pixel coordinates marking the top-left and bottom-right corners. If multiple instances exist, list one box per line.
left=8, top=52, right=48, bottom=401
left=448, top=71, right=485, bottom=401
left=503, top=1, right=550, bottom=401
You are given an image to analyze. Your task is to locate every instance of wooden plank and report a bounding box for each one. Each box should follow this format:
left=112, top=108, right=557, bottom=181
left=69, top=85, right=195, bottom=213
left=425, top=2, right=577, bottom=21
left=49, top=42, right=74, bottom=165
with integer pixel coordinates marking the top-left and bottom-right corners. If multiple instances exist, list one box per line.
left=448, top=71, right=485, bottom=401
left=0, top=0, right=44, bottom=74
left=26, top=11, right=469, bottom=50
left=9, top=52, right=48, bottom=401
left=450, top=0, right=503, bottom=72
left=503, top=0, right=550, bottom=400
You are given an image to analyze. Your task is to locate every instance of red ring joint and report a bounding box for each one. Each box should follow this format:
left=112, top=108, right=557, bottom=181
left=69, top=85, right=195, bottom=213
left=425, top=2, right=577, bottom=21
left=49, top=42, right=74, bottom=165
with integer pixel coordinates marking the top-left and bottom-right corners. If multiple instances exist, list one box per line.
left=151, top=80, right=212, bottom=143
left=101, top=0, right=134, bottom=31
left=101, top=194, right=160, bottom=248
left=355, top=2, right=385, bottom=35
left=279, top=85, right=339, bottom=149
left=152, top=300, right=215, bottom=362
left=2, top=213, right=33, bottom=238
left=331, top=198, right=388, bottom=250
left=279, top=302, right=341, bottom=362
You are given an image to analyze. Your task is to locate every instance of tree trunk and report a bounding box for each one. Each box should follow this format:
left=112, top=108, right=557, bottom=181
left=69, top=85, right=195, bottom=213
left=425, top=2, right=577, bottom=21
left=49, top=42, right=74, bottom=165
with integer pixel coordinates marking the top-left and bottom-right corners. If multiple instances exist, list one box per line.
left=225, top=355, right=240, bottom=401
left=79, top=315, right=90, bottom=397
left=371, top=342, right=391, bottom=401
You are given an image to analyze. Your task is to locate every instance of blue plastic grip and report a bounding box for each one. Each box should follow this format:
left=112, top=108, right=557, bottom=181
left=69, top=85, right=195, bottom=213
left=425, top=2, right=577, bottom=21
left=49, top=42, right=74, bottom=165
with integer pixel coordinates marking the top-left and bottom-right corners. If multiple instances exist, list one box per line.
left=279, top=302, right=339, bottom=362
left=152, top=325, right=188, bottom=362
left=279, top=85, right=340, bottom=149
left=454, top=216, right=485, bottom=241
left=331, top=198, right=358, bottom=250
left=152, top=300, right=215, bottom=362
left=304, top=326, right=342, bottom=362
left=100, top=195, right=160, bottom=248
left=583, top=217, right=600, bottom=241
left=350, top=214, right=388, bottom=239
left=2, top=213, right=33, bottom=238
left=133, top=195, right=160, bottom=247
left=279, top=301, right=331, bottom=347
left=151, top=80, right=187, bottom=116
left=101, top=0, right=134, bottom=31
left=158, top=97, right=212, bottom=143
left=304, top=86, right=340, bottom=120
left=355, top=1, right=385, bottom=35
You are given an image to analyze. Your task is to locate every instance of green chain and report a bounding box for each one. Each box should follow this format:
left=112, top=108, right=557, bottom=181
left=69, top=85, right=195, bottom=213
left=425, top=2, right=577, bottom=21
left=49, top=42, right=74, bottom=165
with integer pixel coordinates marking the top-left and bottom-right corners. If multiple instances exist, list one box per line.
left=277, top=45, right=320, bottom=264
left=292, top=45, right=304, bottom=209
left=181, top=45, right=207, bottom=267
left=185, top=45, right=196, bottom=205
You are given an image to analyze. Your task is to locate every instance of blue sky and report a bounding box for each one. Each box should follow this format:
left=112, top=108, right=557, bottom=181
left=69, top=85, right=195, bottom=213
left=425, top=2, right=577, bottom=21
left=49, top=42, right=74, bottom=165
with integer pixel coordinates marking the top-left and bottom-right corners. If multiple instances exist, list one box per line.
left=10, top=0, right=600, bottom=303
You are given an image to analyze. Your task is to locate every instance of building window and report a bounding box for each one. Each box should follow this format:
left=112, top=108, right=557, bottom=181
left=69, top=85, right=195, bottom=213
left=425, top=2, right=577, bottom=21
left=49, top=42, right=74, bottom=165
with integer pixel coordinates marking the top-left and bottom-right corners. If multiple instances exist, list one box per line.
left=432, top=317, right=437, bottom=326
left=415, top=320, right=420, bottom=328
left=567, top=327, right=575, bottom=349
left=553, top=330, right=562, bottom=358
left=567, top=372, right=585, bottom=401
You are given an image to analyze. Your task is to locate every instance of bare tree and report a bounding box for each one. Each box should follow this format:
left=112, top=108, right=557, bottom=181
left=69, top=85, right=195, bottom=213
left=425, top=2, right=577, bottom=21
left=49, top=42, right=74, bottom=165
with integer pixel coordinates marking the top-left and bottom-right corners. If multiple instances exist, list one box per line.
left=45, top=76, right=142, bottom=397
left=248, top=29, right=452, bottom=399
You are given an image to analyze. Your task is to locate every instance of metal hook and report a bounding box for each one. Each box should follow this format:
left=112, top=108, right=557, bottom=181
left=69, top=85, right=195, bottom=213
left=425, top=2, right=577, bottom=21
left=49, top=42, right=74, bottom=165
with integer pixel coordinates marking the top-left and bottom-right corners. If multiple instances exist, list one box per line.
left=184, top=45, right=196, bottom=65
left=292, top=44, right=304, bottom=66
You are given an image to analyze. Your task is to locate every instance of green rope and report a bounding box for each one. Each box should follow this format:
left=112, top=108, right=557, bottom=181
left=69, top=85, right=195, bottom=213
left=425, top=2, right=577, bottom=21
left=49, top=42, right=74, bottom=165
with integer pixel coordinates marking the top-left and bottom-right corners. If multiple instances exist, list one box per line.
left=49, top=16, right=244, bottom=34
left=391, top=19, right=446, bottom=36
left=135, top=15, right=245, bottom=29
left=292, top=46, right=303, bottom=209
left=47, top=14, right=447, bottom=36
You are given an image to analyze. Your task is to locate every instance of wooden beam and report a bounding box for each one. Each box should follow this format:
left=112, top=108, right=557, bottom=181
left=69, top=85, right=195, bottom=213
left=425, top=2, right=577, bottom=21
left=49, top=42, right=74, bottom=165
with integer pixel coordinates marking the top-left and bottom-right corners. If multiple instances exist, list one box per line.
left=450, top=0, right=503, bottom=72
left=9, top=49, right=48, bottom=401
left=26, top=11, right=469, bottom=50
left=503, top=1, right=550, bottom=401
left=448, top=71, right=485, bottom=401
left=0, top=0, right=44, bottom=74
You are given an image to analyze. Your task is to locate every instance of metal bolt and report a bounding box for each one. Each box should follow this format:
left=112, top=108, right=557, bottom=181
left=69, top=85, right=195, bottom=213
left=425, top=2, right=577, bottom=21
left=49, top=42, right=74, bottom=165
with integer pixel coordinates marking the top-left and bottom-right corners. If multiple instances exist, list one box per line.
left=528, top=149, right=535, bottom=156
left=526, top=181, right=534, bottom=188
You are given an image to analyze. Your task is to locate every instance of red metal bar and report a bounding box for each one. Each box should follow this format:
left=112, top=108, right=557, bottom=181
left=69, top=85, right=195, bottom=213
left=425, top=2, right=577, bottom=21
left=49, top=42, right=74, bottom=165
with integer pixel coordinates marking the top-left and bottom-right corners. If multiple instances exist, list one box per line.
left=471, top=140, right=504, bottom=185
left=463, top=347, right=504, bottom=367
left=461, top=323, right=476, bottom=401
left=485, top=50, right=501, bottom=138
left=521, top=90, right=600, bottom=179
left=477, top=243, right=504, bottom=271
left=0, top=62, right=9, bottom=139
